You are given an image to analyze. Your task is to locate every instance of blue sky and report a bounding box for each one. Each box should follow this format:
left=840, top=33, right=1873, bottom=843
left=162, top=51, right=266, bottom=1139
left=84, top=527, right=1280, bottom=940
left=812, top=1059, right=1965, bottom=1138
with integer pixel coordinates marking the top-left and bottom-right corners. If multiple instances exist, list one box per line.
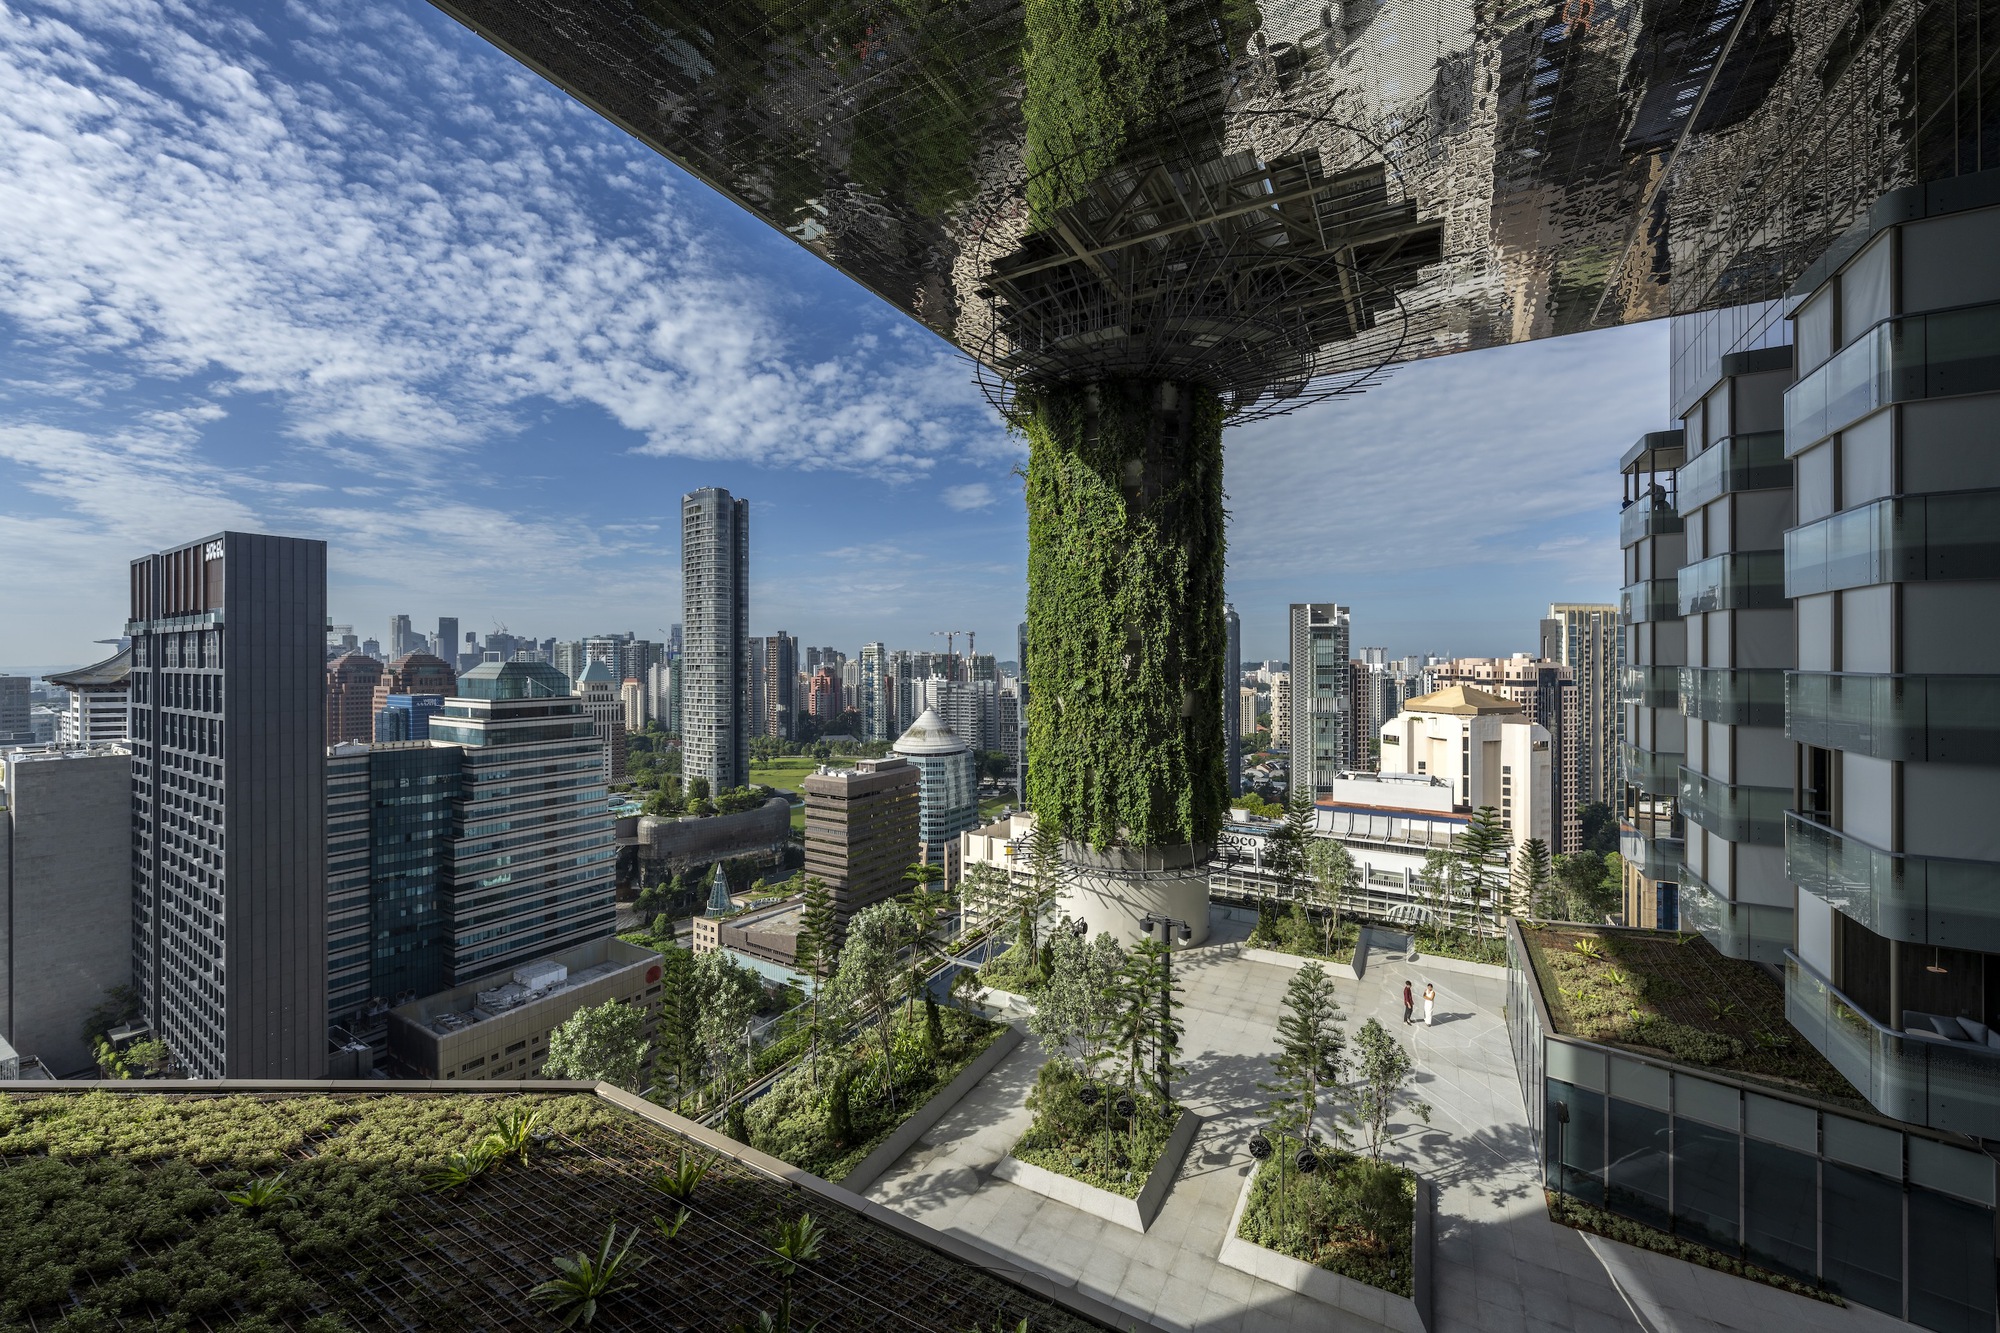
left=0, top=0, right=1668, bottom=671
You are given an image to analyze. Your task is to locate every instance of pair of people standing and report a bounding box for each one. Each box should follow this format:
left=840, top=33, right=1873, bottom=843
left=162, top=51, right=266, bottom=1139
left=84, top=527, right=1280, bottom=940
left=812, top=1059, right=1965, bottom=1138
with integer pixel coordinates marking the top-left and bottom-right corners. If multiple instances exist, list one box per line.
left=1402, top=980, right=1435, bottom=1026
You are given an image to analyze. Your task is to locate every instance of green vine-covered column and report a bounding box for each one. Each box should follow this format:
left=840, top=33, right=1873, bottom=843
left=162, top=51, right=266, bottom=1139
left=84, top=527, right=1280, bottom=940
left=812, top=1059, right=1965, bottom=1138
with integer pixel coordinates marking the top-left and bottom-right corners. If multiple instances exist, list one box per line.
left=1023, top=378, right=1228, bottom=855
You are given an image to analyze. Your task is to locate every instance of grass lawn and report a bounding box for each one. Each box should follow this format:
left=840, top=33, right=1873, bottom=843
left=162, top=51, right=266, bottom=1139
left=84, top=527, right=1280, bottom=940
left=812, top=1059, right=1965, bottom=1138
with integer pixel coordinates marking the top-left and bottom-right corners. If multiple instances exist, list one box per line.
left=750, top=755, right=852, bottom=794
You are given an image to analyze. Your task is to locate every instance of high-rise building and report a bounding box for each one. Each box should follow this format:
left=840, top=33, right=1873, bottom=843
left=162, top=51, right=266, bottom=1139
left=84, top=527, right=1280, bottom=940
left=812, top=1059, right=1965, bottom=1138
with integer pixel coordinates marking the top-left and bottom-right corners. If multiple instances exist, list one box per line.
left=0, top=676, right=34, bottom=745
left=49, top=647, right=132, bottom=746
left=373, top=693, right=444, bottom=743
left=130, top=531, right=328, bottom=1079
left=372, top=651, right=457, bottom=721
left=860, top=642, right=889, bottom=742
left=893, top=709, right=978, bottom=882
left=682, top=488, right=750, bottom=795
left=427, top=660, right=616, bottom=983
left=1431, top=655, right=1583, bottom=852
left=1286, top=604, right=1351, bottom=800
left=325, top=739, right=458, bottom=1035
left=807, top=665, right=844, bottom=721
left=1238, top=687, right=1258, bottom=743
left=389, top=614, right=414, bottom=658
left=326, top=651, right=386, bottom=747
left=1224, top=604, right=1242, bottom=795
left=1545, top=603, right=1621, bottom=809
left=621, top=677, right=647, bottom=732
left=1673, top=337, right=1795, bottom=960
left=802, top=756, right=921, bottom=930
left=668, top=623, right=683, bottom=654
left=1269, top=672, right=1291, bottom=753
left=553, top=640, right=587, bottom=686
left=1618, top=429, right=1688, bottom=929
left=1377, top=686, right=1553, bottom=856
left=434, top=617, right=459, bottom=662
left=760, top=632, right=798, bottom=741
left=647, top=658, right=679, bottom=735
left=0, top=743, right=133, bottom=1076
left=574, top=658, right=628, bottom=785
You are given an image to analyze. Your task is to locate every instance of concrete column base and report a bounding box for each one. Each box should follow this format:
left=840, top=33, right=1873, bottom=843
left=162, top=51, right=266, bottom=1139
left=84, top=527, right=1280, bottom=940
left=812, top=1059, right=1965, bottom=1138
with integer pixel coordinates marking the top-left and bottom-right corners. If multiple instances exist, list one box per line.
left=1056, top=840, right=1212, bottom=946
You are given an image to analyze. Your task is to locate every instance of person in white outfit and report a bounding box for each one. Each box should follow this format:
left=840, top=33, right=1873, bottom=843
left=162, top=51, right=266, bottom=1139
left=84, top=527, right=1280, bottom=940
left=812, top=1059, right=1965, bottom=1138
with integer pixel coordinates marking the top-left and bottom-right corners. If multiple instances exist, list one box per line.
left=1422, top=982, right=1436, bottom=1026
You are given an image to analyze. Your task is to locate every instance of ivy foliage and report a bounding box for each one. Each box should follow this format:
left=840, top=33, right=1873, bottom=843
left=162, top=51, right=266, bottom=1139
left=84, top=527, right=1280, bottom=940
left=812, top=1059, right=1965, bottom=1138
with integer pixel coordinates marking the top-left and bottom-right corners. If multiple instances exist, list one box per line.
left=1023, top=378, right=1228, bottom=851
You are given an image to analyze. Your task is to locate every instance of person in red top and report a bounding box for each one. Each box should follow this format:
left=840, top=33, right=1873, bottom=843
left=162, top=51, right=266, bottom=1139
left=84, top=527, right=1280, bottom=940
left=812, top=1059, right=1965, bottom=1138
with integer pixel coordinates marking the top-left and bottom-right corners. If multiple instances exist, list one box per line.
left=1402, top=980, right=1415, bottom=1025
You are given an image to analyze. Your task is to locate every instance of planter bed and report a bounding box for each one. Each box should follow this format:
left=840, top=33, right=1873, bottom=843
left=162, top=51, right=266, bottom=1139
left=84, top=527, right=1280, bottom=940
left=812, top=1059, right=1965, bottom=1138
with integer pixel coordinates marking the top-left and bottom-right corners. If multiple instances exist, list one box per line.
left=745, top=1008, right=1010, bottom=1182
left=993, top=1107, right=1201, bottom=1232
left=1234, top=943, right=1362, bottom=981
left=1218, top=1154, right=1432, bottom=1333
left=838, top=1024, right=1022, bottom=1193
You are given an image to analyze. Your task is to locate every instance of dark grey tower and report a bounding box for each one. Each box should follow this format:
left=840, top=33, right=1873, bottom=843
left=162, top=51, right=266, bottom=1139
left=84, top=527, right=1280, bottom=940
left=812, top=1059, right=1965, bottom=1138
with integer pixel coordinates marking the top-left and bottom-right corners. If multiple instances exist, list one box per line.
left=1224, top=603, right=1242, bottom=796
left=129, top=531, right=328, bottom=1078
left=681, top=488, right=750, bottom=794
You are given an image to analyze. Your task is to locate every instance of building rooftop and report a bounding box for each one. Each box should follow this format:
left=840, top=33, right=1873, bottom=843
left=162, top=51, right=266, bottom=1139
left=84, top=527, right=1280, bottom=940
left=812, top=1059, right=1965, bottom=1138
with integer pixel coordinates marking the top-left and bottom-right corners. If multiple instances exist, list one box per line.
left=0, top=1087, right=1113, bottom=1333
left=1401, top=684, right=1523, bottom=715
left=454, top=658, right=572, bottom=700
left=391, top=937, right=657, bottom=1037
left=1515, top=923, right=1863, bottom=1108
left=44, top=646, right=131, bottom=689
left=893, top=707, right=967, bottom=756
left=575, top=657, right=615, bottom=685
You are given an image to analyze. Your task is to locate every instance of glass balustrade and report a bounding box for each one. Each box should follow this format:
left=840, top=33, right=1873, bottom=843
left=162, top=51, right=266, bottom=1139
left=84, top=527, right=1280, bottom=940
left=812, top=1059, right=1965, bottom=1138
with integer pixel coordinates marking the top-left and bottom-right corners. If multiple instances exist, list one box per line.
left=1679, top=769, right=1788, bottom=845
left=1678, top=872, right=1791, bottom=963
left=1786, top=300, right=2000, bottom=451
left=1786, top=811, right=2000, bottom=951
left=1787, top=672, right=2000, bottom=763
left=1620, top=493, right=1683, bottom=545
left=1681, top=667, right=1785, bottom=727
left=1633, top=834, right=1684, bottom=882
left=1786, top=952, right=2000, bottom=1139
left=1622, top=578, right=1680, bottom=624
left=1678, top=551, right=1787, bottom=616
left=1621, top=663, right=1681, bottom=710
left=1786, top=489, right=2000, bottom=596
left=1620, top=742, right=1684, bottom=797
left=1675, top=431, right=1789, bottom=512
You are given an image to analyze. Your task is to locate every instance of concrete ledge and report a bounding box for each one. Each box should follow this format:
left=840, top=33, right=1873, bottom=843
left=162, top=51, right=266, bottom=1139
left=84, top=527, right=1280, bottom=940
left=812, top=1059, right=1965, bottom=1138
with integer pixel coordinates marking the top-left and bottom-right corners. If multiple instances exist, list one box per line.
left=1217, top=1160, right=1431, bottom=1333
left=838, top=1023, right=1022, bottom=1194
left=973, top=985, right=1039, bottom=1023
left=1235, top=946, right=1360, bottom=982
left=993, top=1107, right=1201, bottom=1232
left=1405, top=952, right=1508, bottom=982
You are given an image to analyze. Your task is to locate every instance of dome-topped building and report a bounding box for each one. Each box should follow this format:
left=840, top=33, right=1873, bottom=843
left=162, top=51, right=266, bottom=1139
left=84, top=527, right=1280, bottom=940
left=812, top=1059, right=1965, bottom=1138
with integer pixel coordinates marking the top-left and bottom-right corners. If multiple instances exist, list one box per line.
left=893, top=708, right=978, bottom=880
left=573, top=656, right=627, bottom=785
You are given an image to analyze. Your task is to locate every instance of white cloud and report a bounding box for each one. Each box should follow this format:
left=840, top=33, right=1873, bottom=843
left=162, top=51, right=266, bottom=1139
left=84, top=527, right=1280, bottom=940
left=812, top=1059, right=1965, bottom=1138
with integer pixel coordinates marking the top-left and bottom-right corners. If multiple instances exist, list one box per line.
left=942, top=482, right=996, bottom=511
left=0, top=0, right=1007, bottom=481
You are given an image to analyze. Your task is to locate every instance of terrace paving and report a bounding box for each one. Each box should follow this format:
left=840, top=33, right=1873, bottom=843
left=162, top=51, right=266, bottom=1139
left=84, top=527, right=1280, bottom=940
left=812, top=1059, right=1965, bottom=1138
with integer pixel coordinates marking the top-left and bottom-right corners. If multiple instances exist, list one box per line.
left=866, top=916, right=1907, bottom=1333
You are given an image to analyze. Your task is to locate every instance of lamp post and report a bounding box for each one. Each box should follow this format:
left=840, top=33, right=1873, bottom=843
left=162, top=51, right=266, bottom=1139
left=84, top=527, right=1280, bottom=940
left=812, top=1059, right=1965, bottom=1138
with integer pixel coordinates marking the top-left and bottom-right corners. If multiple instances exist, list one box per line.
left=1247, top=1120, right=1321, bottom=1250
left=1139, top=914, right=1193, bottom=1103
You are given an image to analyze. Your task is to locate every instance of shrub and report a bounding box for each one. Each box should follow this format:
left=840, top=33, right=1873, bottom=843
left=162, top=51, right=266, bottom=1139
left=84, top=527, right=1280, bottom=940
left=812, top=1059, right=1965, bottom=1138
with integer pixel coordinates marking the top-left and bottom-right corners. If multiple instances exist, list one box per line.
left=1236, top=1153, right=1415, bottom=1297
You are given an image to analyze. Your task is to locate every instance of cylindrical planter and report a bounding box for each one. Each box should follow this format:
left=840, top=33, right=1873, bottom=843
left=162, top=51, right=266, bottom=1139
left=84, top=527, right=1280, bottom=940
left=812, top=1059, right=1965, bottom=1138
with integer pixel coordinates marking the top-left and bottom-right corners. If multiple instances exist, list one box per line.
left=1057, top=839, right=1212, bottom=946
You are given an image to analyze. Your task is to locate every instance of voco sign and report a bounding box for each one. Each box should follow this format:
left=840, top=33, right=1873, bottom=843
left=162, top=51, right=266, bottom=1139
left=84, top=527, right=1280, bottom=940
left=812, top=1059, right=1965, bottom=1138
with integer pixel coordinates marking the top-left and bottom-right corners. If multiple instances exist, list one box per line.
left=202, top=541, right=225, bottom=561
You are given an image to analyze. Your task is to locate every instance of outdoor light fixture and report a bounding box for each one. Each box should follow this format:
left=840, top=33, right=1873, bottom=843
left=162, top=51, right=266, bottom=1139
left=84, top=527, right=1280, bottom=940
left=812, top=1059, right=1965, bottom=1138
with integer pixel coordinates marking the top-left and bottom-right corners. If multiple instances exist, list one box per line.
left=1079, top=1083, right=1101, bottom=1107
left=1176, top=923, right=1192, bottom=945
left=1140, top=915, right=1159, bottom=936
left=1071, top=917, right=1088, bottom=939
left=1248, top=1133, right=1273, bottom=1160
left=1295, top=1146, right=1319, bottom=1175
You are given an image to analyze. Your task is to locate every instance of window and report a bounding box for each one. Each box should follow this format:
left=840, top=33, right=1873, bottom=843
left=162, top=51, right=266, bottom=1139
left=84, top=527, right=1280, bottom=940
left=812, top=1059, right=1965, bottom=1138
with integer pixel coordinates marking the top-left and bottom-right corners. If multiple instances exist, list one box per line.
left=1743, top=1138, right=1817, bottom=1281
left=1909, top=1185, right=1998, bottom=1333
left=1606, top=1098, right=1670, bottom=1228
left=1822, top=1161, right=1902, bottom=1315
left=1671, top=1118, right=1739, bottom=1248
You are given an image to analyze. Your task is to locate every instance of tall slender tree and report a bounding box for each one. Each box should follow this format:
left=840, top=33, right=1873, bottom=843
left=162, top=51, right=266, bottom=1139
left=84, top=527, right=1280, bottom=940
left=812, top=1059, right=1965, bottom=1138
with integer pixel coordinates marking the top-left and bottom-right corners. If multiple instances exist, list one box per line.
left=1304, top=838, right=1354, bottom=955
left=835, top=903, right=906, bottom=1112
left=1452, top=805, right=1511, bottom=932
left=1511, top=837, right=1553, bottom=921
left=1262, top=962, right=1345, bottom=1144
left=792, top=876, right=838, bottom=1085
left=1346, top=1018, right=1431, bottom=1161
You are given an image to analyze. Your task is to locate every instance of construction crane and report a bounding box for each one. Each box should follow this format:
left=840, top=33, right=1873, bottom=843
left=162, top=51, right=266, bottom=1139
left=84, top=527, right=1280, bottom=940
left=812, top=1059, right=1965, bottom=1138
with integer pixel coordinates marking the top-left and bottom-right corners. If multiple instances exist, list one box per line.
left=932, top=629, right=974, bottom=679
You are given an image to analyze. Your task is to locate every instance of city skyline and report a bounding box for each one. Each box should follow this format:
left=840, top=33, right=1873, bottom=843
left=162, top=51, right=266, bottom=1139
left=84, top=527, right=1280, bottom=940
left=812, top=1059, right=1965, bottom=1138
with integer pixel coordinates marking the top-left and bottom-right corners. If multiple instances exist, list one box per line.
left=0, top=0, right=1654, bottom=673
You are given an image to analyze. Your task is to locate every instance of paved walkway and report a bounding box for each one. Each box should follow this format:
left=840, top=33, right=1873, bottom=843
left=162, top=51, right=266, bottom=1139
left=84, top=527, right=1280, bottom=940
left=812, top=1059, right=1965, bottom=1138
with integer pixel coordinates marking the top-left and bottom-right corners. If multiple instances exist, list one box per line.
left=865, top=916, right=1908, bottom=1333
